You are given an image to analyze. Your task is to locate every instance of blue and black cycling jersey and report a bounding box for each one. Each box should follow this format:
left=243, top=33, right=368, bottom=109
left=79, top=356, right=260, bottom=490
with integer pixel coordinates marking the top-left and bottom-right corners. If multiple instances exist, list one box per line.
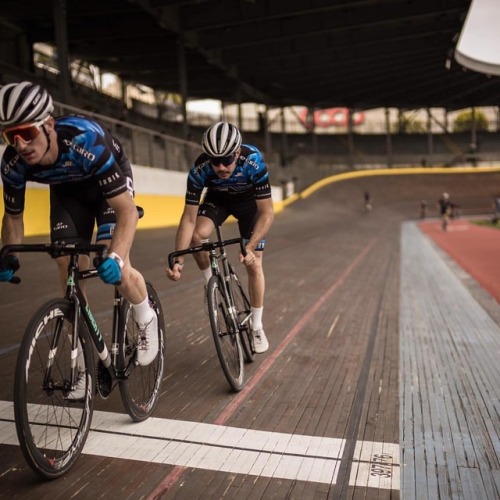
left=1, top=114, right=132, bottom=215
left=186, top=144, right=272, bottom=205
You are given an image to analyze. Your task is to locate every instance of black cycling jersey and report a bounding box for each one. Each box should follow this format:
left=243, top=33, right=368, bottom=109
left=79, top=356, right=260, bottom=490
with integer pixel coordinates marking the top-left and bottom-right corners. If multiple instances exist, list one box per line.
left=186, top=144, right=271, bottom=206
left=186, top=144, right=271, bottom=251
left=1, top=114, right=132, bottom=215
left=438, top=198, right=452, bottom=215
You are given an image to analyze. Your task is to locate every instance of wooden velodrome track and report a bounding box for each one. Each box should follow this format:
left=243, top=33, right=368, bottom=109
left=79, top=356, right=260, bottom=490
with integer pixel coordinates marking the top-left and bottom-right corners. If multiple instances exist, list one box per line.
left=1, top=170, right=500, bottom=499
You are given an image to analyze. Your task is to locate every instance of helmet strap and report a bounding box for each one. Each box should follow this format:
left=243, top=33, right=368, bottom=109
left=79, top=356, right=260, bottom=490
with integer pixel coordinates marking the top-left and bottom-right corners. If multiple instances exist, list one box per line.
left=39, top=124, right=52, bottom=160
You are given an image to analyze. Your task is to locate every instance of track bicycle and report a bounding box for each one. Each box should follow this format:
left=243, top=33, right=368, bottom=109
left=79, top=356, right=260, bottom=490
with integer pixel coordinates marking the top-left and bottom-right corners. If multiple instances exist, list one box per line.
left=168, top=225, right=254, bottom=392
left=0, top=242, right=165, bottom=480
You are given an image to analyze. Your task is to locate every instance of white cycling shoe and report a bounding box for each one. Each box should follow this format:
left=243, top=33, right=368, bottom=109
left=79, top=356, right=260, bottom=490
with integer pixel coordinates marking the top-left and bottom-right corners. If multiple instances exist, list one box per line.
left=136, top=315, right=159, bottom=366
left=252, top=328, right=269, bottom=354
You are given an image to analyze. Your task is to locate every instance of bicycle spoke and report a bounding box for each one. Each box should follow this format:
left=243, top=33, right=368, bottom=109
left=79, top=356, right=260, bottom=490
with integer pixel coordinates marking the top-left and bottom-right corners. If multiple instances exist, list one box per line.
left=208, top=277, right=244, bottom=391
left=14, top=299, right=94, bottom=479
left=118, top=283, right=165, bottom=422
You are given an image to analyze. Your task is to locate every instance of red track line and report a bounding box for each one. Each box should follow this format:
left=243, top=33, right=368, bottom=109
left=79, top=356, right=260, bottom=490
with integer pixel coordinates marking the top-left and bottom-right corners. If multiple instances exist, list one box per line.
left=148, top=237, right=377, bottom=499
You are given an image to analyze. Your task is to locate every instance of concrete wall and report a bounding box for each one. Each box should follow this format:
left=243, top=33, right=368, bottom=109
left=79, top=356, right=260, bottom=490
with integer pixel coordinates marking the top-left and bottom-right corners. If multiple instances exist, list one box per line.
left=0, top=160, right=285, bottom=237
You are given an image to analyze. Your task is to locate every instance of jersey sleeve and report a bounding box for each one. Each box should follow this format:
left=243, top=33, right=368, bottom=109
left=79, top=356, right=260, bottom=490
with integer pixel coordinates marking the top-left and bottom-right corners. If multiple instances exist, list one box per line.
left=185, top=157, right=209, bottom=205
left=245, top=147, right=272, bottom=199
left=64, top=118, right=131, bottom=199
left=1, top=149, right=27, bottom=215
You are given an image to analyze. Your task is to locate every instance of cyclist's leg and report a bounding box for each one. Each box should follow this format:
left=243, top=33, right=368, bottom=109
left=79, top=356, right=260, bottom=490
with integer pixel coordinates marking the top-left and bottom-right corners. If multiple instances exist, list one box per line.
left=50, top=185, right=96, bottom=375
left=241, top=249, right=265, bottom=308
left=233, top=202, right=269, bottom=352
left=49, top=185, right=95, bottom=295
left=96, top=192, right=159, bottom=366
left=192, top=214, right=216, bottom=273
left=193, top=197, right=228, bottom=276
left=232, top=200, right=266, bottom=310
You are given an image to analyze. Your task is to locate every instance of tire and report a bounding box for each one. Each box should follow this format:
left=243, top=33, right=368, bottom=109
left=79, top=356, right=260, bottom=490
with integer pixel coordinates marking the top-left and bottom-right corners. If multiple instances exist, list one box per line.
left=118, top=282, right=165, bottom=422
left=228, top=266, right=255, bottom=363
left=207, top=275, right=244, bottom=392
left=14, top=299, right=95, bottom=480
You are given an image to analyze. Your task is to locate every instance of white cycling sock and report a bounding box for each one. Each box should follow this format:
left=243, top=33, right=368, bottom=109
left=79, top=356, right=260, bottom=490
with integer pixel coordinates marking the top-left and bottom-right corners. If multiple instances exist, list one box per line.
left=251, top=307, right=263, bottom=331
left=202, top=267, right=212, bottom=284
left=132, top=295, right=154, bottom=324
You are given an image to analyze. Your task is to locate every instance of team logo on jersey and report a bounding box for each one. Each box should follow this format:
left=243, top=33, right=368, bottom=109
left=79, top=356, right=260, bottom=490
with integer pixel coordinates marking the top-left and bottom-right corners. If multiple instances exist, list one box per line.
left=3, top=192, right=15, bottom=204
left=63, top=139, right=96, bottom=161
left=246, top=158, right=260, bottom=170
left=53, top=221, right=69, bottom=232
left=99, top=172, right=121, bottom=186
left=3, top=153, right=20, bottom=175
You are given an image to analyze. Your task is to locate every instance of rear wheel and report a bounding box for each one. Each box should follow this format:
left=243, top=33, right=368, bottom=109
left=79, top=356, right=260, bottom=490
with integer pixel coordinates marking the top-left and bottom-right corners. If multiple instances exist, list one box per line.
left=14, top=299, right=94, bottom=479
left=118, top=282, right=165, bottom=422
left=207, top=276, right=244, bottom=391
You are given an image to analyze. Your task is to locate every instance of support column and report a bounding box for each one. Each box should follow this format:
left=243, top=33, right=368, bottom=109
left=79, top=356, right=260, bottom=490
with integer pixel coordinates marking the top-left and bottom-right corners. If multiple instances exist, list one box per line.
left=470, top=107, right=477, bottom=166
left=308, top=107, right=318, bottom=165
left=427, top=108, right=434, bottom=165
left=264, top=105, right=272, bottom=157
left=280, top=107, right=288, bottom=167
left=236, top=84, right=243, bottom=129
left=177, top=36, right=189, bottom=140
left=347, top=108, right=355, bottom=169
left=385, top=108, right=393, bottom=168
left=52, top=0, right=71, bottom=102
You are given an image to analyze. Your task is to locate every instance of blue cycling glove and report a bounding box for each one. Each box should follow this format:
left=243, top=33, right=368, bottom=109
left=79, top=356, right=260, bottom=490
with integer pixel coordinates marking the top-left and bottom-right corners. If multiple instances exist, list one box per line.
left=97, top=255, right=122, bottom=284
left=0, top=255, right=19, bottom=282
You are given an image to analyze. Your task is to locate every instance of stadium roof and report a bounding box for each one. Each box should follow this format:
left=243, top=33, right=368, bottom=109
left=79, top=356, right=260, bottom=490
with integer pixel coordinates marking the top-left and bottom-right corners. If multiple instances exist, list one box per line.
left=1, top=0, right=499, bottom=111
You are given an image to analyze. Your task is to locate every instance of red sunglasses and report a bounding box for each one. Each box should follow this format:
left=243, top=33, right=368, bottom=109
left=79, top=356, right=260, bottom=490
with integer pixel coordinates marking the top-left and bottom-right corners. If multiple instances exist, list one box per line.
left=2, top=117, right=49, bottom=146
left=209, top=154, right=236, bottom=167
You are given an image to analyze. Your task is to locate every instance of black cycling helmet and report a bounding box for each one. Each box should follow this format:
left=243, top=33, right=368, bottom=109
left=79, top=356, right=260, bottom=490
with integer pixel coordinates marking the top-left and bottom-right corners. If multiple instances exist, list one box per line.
left=201, top=121, right=242, bottom=157
left=0, top=81, right=54, bottom=128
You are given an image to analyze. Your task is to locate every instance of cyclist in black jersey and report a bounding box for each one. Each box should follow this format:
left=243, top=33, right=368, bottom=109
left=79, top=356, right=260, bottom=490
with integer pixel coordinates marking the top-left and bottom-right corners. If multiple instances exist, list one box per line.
left=437, top=192, right=452, bottom=231
left=0, top=81, right=158, bottom=370
left=166, top=122, right=274, bottom=353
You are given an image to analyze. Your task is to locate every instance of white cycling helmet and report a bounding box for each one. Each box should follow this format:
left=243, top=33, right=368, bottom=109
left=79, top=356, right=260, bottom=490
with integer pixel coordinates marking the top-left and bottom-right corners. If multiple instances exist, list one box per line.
left=202, top=122, right=242, bottom=157
left=0, top=81, right=54, bottom=127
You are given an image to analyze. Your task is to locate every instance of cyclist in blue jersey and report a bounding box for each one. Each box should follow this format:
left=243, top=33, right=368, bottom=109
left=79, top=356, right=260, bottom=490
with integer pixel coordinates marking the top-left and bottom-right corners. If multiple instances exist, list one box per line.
left=166, top=122, right=274, bottom=353
left=0, top=81, right=159, bottom=374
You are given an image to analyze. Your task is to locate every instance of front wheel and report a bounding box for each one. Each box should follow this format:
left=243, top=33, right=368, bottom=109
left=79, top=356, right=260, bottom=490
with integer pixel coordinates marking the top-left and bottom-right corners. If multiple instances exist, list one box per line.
left=118, top=282, right=165, bottom=422
left=14, top=299, right=95, bottom=480
left=228, top=265, right=255, bottom=363
left=207, top=276, right=244, bottom=392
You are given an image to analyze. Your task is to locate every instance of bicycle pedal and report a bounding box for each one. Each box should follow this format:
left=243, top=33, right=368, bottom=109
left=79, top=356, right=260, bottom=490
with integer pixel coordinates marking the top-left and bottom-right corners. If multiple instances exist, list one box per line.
left=97, top=360, right=113, bottom=399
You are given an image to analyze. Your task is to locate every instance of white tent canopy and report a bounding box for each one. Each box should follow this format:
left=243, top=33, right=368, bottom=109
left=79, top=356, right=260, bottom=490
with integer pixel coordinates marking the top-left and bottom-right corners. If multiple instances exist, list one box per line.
left=455, top=0, right=500, bottom=76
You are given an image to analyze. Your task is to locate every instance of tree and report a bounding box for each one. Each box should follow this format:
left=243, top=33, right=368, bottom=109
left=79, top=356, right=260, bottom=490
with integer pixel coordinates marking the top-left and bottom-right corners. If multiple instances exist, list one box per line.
left=453, top=108, right=489, bottom=132
left=392, top=112, right=425, bottom=133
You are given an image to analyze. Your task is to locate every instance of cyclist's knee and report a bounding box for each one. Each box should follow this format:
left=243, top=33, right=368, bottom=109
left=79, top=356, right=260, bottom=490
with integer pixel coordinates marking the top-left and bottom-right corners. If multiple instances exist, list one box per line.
left=245, top=256, right=263, bottom=277
left=192, top=218, right=215, bottom=244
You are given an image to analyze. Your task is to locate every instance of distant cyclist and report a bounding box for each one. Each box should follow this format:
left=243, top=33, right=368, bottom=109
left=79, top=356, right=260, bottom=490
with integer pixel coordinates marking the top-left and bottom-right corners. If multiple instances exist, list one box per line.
left=363, top=190, right=372, bottom=212
left=438, top=192, right=452, bottom=231
left=0, top=81, right=158, bottom=369
left=166, top=121, right=274, bottom=353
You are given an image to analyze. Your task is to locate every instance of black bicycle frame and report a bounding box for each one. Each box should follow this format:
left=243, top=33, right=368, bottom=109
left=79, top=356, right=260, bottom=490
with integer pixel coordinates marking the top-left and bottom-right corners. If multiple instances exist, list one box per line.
left=0, top=243, right=128, bottom=392
left=168, top=226, right=247, bottom=333
left=66, top=251, right=141, bottom=390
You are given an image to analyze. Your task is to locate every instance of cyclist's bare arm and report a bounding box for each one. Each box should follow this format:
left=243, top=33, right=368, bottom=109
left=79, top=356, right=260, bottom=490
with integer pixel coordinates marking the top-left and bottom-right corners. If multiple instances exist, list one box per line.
left=166, top=204, right=198, bottom=281
left=105, top=192, right=139, bottom=264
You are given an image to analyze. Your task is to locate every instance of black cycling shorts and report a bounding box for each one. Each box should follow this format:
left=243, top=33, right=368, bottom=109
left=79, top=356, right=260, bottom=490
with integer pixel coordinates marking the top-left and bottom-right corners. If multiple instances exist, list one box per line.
left=49, top=180, right=119, bottom=246
left=198, top=191, right=265, bottom=250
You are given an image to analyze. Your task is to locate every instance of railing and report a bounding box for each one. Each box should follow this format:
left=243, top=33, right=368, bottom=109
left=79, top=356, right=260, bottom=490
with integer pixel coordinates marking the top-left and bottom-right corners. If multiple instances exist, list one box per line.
left=53, top=101, right=200, bottom=172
